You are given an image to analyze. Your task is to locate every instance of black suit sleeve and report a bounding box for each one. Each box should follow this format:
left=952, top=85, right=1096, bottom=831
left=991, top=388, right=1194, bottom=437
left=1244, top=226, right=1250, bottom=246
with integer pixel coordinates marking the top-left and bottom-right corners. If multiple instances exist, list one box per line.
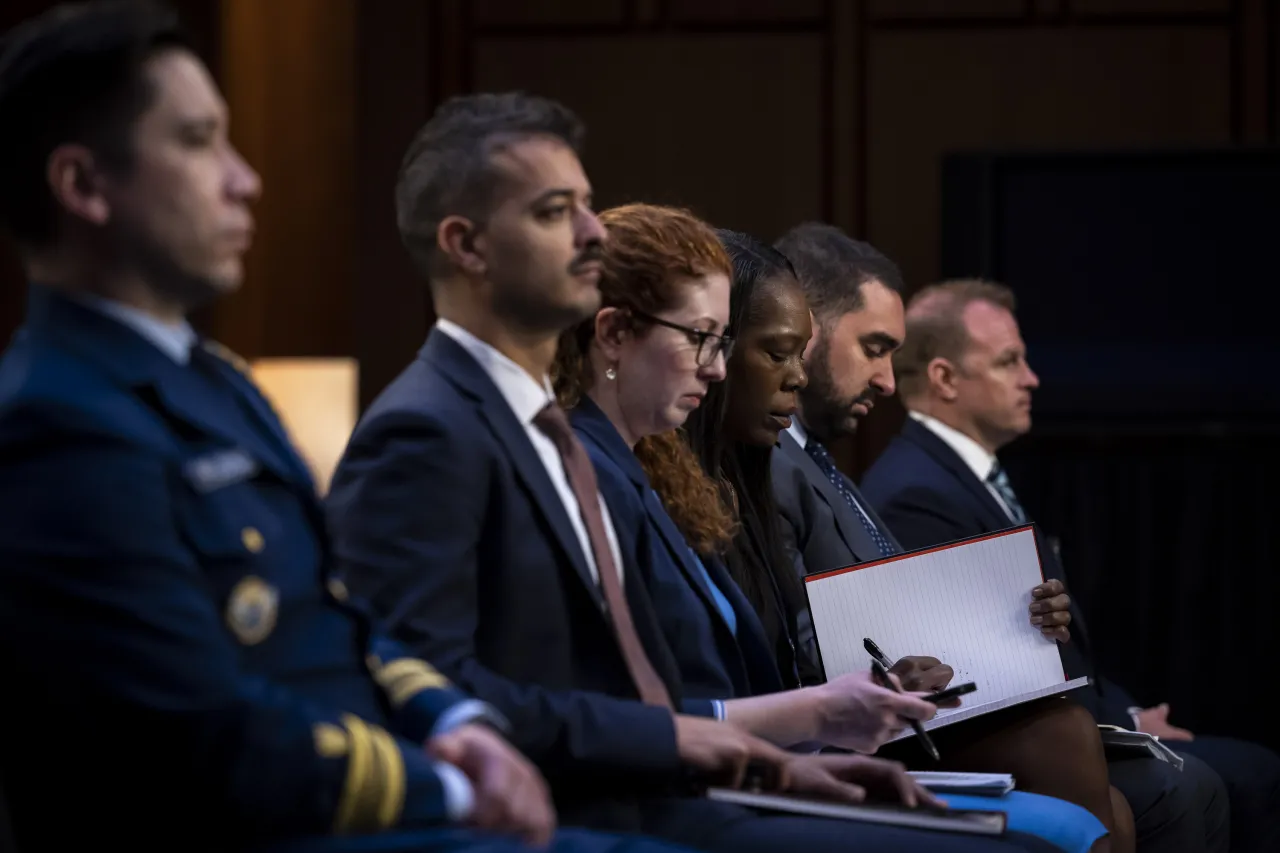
left=327, top=411, right=681, bottom=784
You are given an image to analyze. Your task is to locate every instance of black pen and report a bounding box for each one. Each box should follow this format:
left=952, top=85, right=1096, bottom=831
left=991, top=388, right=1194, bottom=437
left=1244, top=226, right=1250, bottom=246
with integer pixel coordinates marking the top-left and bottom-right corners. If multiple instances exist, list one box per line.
left=868, top=647, right=941, bottom=762
left=863, top=637, right=894, bottom=670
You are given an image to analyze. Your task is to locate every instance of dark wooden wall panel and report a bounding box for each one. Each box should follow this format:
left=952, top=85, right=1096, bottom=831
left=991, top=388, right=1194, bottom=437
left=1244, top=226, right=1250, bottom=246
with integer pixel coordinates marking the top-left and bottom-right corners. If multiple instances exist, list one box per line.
left=214, top=0, right=357, bottom=359
left=668, top=0, right=825, bottom=21
left=3, top=0, right=1277, bottom=458
left=472, top=34, right=825, bottom=239
left=868, top=0, right=1026, bottom=20
left=866, top=26, right=1232, bottom=294
left=473, top=0, right=625, bottom=27
left=354, top=0, right=433, bottom=408
left=1072, top=0, right=1229, bottom=14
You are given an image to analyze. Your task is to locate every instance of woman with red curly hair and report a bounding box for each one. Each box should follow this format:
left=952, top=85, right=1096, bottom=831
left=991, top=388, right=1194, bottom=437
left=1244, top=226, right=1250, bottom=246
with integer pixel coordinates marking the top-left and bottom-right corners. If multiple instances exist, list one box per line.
left=554, top=206, right=1115, bottom=853
left=553, top=203, right=936, bottom=754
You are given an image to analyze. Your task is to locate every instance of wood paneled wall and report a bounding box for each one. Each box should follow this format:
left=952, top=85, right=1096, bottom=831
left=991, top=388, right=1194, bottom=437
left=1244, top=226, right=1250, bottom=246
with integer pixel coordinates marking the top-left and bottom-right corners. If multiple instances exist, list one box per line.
left=2, top=0, right=1275, bottom=466
left=353, top=0, right=1275, bottom=469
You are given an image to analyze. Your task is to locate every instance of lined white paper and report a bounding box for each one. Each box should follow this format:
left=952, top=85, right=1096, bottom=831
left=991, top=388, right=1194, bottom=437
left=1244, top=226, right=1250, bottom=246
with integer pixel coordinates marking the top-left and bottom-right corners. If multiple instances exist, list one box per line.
left=805, top=527, right=1088, bottom=736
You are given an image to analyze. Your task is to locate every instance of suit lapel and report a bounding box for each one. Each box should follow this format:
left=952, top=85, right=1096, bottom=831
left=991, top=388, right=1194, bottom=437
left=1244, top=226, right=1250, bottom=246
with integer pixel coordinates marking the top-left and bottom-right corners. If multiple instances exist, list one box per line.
left=901, top=418, right=1012, bottom=530
left=151, top=361, right=301, bottom=487
left=703, top=553, right=783, bottom=694
left=779, top=430, right=882, bottom=564
left=422, top=333, right=602, bottom=607
left=642, top=491, right=721, bottom=611
left=198, top=344, right=317, bottom=489
left=571, top=399, right=736, bottom=632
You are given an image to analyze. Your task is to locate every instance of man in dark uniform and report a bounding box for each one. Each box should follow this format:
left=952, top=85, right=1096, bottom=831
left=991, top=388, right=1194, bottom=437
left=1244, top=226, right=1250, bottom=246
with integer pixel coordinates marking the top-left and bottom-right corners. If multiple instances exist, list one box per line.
left=0, top=4, right=695, bottom=853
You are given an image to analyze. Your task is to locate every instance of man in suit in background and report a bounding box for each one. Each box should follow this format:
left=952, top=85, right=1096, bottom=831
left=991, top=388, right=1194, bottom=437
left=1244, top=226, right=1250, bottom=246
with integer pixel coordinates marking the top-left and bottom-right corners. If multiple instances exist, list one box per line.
left=861, top=278, right=1280, bottom=853
left=326, top=93, right=1058, bottom=853
left=0, top=5, right=699, bottom=853
left=772, top=226, right=1232, bottom=853
left=769, top=224, right=1074, bottom=668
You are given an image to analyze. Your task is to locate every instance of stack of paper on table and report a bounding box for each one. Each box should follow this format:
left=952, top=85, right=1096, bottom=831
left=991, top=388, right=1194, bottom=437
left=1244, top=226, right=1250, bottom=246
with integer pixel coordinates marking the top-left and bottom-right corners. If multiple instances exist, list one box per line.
left=803, top=525, right=1090, bottom=740
left=909, top=771, right=1016, bottom=797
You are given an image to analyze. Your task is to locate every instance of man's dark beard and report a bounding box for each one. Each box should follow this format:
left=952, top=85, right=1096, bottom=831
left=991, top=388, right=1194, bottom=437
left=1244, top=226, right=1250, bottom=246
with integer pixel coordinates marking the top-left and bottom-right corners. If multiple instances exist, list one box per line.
left=798, top=336, right=863, bottom=444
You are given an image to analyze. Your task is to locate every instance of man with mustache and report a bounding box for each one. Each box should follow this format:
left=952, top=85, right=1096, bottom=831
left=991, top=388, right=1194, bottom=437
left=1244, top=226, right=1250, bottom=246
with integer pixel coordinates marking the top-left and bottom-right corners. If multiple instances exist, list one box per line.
left=326, top=95, right=1062, bottom=853
left=0, top=5, right=701, bottom=853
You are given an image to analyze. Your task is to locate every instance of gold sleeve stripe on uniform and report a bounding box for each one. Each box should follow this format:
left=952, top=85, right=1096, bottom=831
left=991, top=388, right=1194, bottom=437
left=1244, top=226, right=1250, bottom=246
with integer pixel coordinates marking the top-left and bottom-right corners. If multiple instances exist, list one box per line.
left=314, top=722, right=349, bottom=758
left=370, top=724, right=407, bottom=828
left=385, top=670, right=452, bottom=708
left=368, top=657, right=451, bottom=708
left=334, top=715, right=374, bottom=833
left=361, top=722, right=389, bottom=830
left=333, top=714, right=406, bottom=834
left=373, top=657, right=449, bottom=686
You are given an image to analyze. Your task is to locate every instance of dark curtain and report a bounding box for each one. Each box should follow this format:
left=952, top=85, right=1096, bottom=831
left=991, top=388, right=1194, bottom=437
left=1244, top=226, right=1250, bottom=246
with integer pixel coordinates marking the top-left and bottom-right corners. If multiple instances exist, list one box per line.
left=1004, top=427, right=1280, bottom=752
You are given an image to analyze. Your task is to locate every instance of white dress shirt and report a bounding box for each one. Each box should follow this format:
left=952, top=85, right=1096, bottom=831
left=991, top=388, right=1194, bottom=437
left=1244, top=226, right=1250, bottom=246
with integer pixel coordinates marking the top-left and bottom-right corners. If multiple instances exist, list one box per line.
left=73, top=292, right=197, bottom=363
left=433, top=319, right=624, bottom=586
left=908, top=410, right=1018, bottom=523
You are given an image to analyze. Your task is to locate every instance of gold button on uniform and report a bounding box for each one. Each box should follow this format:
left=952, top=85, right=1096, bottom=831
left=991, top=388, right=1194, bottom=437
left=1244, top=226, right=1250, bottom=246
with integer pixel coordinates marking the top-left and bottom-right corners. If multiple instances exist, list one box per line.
left=241, top=526, right=265, bottom=553
left=327, top=577, right=349, bottom=602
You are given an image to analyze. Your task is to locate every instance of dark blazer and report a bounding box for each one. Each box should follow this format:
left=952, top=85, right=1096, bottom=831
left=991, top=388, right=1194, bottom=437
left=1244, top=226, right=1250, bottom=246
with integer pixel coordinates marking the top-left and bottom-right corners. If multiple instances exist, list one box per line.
left=0, top=288, right=476, bottom=850
left=772, top=428, right=902, bottom=576
left=571, top=398, right=785, bottom=702
left=859, top=415, right=1137, bottom=726
left=327, top=332, right=702, bottom=824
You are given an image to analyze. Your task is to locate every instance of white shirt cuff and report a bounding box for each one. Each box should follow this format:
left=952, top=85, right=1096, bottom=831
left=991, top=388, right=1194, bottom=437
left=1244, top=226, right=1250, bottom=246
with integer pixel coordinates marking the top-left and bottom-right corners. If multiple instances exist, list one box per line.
left=713, top=699, right=726, bottom=721
left=1127, top=706, right=1143, bottom=731
left=429, top=698, right=509, bottom=740
left=433, top=760, right=475, bottom=822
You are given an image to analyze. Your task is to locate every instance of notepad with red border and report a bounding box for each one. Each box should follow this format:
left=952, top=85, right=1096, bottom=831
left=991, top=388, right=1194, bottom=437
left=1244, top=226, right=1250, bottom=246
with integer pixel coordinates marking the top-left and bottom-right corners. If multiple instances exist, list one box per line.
left=803, top=525, right=1089, bottom=739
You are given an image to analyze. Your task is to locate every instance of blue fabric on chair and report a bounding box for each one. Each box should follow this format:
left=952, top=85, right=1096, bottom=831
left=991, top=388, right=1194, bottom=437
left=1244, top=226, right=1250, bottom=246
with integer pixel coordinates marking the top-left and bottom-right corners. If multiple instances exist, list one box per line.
left=943, top=792, right=1106, bottom=853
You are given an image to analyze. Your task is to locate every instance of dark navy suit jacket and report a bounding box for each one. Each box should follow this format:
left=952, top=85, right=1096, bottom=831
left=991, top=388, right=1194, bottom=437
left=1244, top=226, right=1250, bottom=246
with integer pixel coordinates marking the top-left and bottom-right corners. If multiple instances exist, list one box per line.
left=772, top=427, right=902, bottom=574
left=0, top=288, right=478, bottom=850
left=859, top=416, right=1138, bottom=726
left=327, top=332, right=707, bottom=827
left=570, top=398, right=785, bottom=703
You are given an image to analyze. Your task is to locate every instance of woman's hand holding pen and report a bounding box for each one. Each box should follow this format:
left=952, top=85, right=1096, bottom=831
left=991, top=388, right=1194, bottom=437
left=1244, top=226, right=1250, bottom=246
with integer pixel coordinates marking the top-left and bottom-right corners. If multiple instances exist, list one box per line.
left=812, top=670, right=937, bottom=753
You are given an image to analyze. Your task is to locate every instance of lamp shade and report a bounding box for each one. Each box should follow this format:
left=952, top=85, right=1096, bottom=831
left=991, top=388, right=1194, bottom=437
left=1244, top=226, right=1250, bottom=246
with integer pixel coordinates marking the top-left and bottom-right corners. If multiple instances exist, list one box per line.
left=250, top=357, right=358, bottom=495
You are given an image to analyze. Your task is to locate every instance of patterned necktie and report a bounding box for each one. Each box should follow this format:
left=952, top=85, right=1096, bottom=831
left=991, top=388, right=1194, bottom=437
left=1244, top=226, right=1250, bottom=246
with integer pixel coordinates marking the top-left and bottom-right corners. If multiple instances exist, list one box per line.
left=804, top=438, right=897, bottom=558
left=986, top=463, right=1027, bottom=524
left=533, top=403, right=673, bottom=710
